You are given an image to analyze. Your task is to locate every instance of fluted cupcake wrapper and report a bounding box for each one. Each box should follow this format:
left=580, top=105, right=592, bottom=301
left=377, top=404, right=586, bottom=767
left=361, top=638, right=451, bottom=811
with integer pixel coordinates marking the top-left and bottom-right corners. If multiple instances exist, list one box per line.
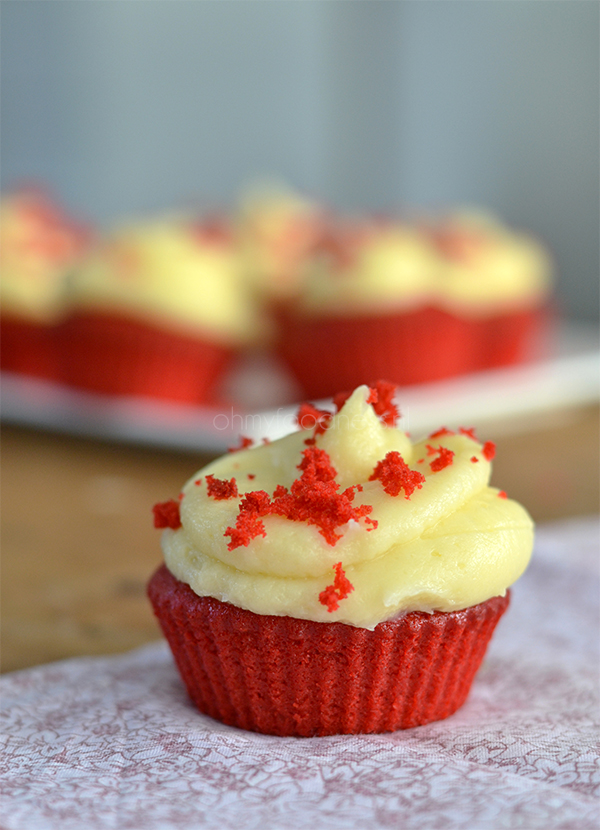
left=275, top=304, right=550, bottom=400
left=275, top=307, right=471, bottom=400
left=148, top=565, right=509, bottom=737
left=1, top=315, right=62, bottom=381
left=57, top=311, right=233, bottom=404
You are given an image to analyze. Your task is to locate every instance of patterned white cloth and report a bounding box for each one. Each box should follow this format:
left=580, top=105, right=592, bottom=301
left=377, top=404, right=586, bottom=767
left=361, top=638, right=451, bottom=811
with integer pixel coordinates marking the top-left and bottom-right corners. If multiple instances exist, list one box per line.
left=1, top=517, right=599, bottom=830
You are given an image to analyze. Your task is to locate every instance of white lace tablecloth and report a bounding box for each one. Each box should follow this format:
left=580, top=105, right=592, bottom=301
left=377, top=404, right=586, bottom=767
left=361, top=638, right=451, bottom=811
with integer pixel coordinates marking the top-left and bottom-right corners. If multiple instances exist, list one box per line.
left=2, top=517, right=599, bottom=830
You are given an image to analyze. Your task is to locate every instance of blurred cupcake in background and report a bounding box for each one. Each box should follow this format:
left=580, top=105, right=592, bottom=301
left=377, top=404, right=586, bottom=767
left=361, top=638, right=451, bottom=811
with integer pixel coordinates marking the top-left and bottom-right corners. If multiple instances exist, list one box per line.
left=60, top=215, right=267, bottom=404
left=431, top=210, right=554, bottom=370
left=235, top=181, right=327, bottom=306
left=275, top=216, right=466, bottom=400
left=0, top=187, right=91, bottom=381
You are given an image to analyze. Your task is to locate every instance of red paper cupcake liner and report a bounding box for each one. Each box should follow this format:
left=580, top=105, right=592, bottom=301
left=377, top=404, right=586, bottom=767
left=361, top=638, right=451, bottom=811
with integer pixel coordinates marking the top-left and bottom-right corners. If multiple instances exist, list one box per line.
left=0, top=315, right=62, bottom=382
left=275, top=302, right=551, bottom=400
left=276, top=306, right=472, bottom=400
left=468, top=305, right=551, bottom=370
left=148, top=564, right=509, bottom=737
left=57, top=311, right=234, bottom=404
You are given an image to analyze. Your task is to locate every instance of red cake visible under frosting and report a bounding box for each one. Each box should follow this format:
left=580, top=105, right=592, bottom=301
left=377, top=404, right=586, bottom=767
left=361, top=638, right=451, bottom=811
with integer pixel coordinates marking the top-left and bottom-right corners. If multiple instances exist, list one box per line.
left=148, top=564, right=509, bottom=737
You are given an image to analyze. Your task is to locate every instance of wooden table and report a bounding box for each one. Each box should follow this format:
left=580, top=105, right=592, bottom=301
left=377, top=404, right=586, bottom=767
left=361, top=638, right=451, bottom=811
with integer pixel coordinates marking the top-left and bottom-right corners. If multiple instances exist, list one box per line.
left=2, top=404, right=598, bottom=674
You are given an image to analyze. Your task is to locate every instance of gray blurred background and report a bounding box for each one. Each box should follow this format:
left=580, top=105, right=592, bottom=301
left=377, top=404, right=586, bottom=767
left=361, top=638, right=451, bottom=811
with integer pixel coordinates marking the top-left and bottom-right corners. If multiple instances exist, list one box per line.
left=2, top=0, right=598, bottom=322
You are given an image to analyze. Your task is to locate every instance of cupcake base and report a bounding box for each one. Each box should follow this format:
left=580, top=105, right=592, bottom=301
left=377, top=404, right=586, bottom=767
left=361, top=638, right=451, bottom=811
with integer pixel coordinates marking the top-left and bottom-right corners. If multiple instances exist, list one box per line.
left=58, top=311, right=234, bottom=404
left=0, top=314, right=61, bottom=381
left=148, top=564, right=509, bottom=737
left=276, top=306, right=470, bottom=400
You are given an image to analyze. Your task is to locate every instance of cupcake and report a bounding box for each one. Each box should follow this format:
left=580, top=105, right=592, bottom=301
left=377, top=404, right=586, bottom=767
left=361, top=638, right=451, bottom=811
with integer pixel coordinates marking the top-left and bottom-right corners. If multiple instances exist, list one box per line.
left=60, top=216, right=266, bottom=404
left=431, top=210, right=554, bottom=370
left=0, top=187, right=90, bottom=381
left=276, top=218, right=465, bottom=399
left=235, top=182, right=326, bottom=306
left=148, top=381, right=534, bottom=736
left=276, top=211, right=554, bottom=400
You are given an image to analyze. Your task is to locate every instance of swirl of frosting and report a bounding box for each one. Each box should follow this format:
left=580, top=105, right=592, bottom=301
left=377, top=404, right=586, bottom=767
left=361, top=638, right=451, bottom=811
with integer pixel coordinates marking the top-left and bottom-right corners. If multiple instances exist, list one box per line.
left=161, top=386, right=534, bottom=629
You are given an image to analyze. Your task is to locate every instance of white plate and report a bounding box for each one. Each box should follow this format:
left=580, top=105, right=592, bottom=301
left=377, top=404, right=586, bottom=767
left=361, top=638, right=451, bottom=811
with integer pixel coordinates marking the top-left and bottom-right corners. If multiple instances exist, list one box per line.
left=1, top=321, right=598, bottom=453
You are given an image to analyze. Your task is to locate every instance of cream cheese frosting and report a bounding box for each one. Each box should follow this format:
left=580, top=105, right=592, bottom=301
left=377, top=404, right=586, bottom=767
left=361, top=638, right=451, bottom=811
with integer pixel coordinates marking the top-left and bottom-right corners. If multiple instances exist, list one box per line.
left=160, top=385, right=534, bottom=629
left=70, top=218, right=266, bottom=344
left=0, top=190, right=89, bottom=323
left=291, top=212, right=552, bottom=318
left=433, top=211, right=553, bottom=315
left=296, top=222, right=440, bottom=316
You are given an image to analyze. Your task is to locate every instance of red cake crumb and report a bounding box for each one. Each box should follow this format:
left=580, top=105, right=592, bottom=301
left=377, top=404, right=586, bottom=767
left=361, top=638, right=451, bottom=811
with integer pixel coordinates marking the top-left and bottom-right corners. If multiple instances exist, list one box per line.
left=471, top=456, right=479, bottom=463
left=194, top=478, right=202, bottom=486
left=429, top=427, right=454, bottom=439
left=498, top=490, right=508, bottom=499
left=228, top=436, right=253, bottom=453
left=297, top=402, right=332, bottom=435
left=152, top=499, right=181, bottom=530
left=248, top=474, right=256, bottom=480
left=459, top=426, right=478, bottom=440
left=427, top=445, right=455, bottom=472
left=333, top=380, right=399, bottom=427
left=369, top=380, right=400, bottom=426
left=483, top=441, right=496, bottom=461
left=225, top=446, right=375, bottom=550
left=319, top=562, right=354, bottom=612
left=369, top=451, right=425, bottom=498
left=205, top=474, right=239, bottom=500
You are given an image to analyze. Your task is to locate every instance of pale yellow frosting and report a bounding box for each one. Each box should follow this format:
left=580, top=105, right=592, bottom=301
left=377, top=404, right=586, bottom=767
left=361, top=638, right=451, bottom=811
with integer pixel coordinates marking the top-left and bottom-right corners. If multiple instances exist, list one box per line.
left=296, top=223, right=440, bottom=316
left=0, top=191, right=88, bottom=323
left=71, top=218, right=266, bottom=344
left=435, top=211, right=553, bottom=315
left=162, top=386, right=534, bottom=629
left=293, top=211, right=552, bottom=318
left=236, top=183, right=324, bottom=300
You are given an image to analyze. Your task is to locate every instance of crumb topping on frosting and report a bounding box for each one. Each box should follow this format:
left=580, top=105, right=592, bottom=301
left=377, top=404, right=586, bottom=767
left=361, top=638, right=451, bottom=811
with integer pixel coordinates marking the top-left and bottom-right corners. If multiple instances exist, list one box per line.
left=224, top=445, right=376, bottom=551
left=319, top=563, right=354, bottom=612
left=153, top=383, right=534, bottom=628
left=152, top=499, right=182, bottom=530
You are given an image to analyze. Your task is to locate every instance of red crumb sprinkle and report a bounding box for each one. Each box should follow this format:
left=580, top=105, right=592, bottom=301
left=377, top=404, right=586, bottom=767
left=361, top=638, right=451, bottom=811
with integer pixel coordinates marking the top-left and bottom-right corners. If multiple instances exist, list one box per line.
left=369, top=380, right=400, bottom=426
left=483, top=441, right=496, bottom=461
left=228, top=436, right=253, bottom=453
left=429, top=427, right=455, bottom=439
left=333, top=380, right=400, bottom=427
left=498, top=490, right=508, bottom=499
left=248, top=473, right=256, bottom=480
left=194, top=478, right=202, bottom=485
left=225, top=446, right=375, bottom=550
left=471, top=456, right=479, bottom=463
left=319, top=562, right=355, bottom=612
left=152, top=499, right=181, bottom=530
left=205, top=474, right=239, bottom=500
left=427, top=445, right=455, bottom=472
left=459, top=426, right=478, bottom=440
left=296, top=402, right=332, bottom=435
left=369, top=451, right=425, bottom=498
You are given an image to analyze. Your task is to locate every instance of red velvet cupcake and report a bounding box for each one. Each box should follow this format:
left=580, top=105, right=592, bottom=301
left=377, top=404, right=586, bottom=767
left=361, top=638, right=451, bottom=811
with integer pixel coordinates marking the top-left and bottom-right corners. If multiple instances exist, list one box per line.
left=276, top=213, right=553, bottom=399
left=0, top=188, right=90, bottom=382
left=148, top=383, right=534, bottom=736
left=431, top=210, right=554, bottom=373
left=275, top=219, right=468, bottom=399
left=60, top=217, right=265, bottom=404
